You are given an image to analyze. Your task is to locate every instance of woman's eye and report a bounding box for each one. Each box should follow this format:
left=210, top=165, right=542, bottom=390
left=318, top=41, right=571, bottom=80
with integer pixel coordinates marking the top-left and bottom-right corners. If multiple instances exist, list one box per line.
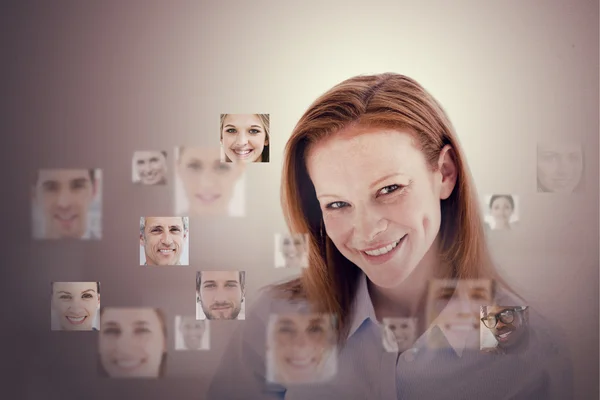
left=378, top=184, right=400, bottom=196
left=225, top=128, right=237, bottom=134
left=326, top=201, right=348, bottom=210
left=135, top=328, right=151, bottom=334
left=188, top=162, right=201, bottom=171
left=82, top=293, right=93, bottom=299
left=60, top=295, right=72, bottom=300
left=103, top=328, right=120, bottom=335
left=308, top=325, right=325, bottom=334
left=249, top=129, right=261, bottom=134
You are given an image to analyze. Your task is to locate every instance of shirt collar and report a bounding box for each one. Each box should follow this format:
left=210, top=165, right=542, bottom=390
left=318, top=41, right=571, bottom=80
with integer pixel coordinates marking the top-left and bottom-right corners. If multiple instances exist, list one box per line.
left=347, top=273, right=378, bottom=339
left=346, top=273, right=466, bottom=358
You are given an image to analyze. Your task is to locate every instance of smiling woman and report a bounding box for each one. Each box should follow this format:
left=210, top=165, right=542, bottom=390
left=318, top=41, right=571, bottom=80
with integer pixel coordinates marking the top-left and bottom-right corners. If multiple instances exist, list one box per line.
left=98, top=307, right=167, bottom=379
left=50, top=282, right=100, bottom=331
left=207, top=73, right=574, bottom=400
left=220, top=114, right=270, bottom=163
left=174, top=146, right=246, bottom=217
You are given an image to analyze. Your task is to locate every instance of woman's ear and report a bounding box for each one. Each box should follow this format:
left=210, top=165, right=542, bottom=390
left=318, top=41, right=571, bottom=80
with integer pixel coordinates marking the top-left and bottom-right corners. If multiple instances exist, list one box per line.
left=437, top=145, right=458, bottom=200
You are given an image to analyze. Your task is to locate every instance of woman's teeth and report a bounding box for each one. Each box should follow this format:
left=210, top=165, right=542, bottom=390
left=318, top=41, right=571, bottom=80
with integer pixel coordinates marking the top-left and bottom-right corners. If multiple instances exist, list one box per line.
left=159, top=249, right=174, bottom=254
left=234, top=149, right=253, bottom=156
left=66, top=316, right=86, bottom=324
left=364, top=238, right=401, bottom=256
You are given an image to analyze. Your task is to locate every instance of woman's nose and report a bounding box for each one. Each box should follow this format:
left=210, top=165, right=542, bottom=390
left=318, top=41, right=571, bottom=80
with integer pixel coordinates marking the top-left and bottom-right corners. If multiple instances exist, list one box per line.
left=353, top=207, right=386, bottom=243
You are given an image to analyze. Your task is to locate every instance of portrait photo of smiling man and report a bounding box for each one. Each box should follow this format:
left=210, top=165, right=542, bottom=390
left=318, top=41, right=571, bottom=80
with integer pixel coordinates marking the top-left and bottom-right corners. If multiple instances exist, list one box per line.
left=140, top=216, right=189, bottom=266
left=32, top=168, right=102, bottom=240
left=480, top=305, right=530, bottom=355
left=132, top=150, right=168, bottom=185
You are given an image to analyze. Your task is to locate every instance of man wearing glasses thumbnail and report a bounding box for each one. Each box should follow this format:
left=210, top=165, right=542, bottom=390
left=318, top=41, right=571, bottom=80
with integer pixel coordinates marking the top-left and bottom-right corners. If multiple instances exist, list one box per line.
left=480, top=305, right=530, bottom=354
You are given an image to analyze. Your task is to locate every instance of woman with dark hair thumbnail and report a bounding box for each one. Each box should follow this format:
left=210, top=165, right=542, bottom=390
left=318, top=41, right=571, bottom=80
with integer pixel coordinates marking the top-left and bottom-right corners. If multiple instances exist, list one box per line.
left=207, top=73, right=573, bottom=399
left=98, top=307, right=167, bottom=378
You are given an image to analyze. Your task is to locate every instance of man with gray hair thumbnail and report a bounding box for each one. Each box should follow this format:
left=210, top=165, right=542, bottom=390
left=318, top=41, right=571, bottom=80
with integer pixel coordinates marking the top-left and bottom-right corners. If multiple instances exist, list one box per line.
left=140, top=216, right=189, bottom=265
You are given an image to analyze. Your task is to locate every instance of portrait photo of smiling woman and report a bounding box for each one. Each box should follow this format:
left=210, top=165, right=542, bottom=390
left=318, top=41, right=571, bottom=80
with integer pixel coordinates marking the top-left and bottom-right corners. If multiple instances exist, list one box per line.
left=483, top=194, right=520, bottom=231
left=174, top=146, right=246, bottom=217
left=98, top=307, right=168, bottom=379
left=207, top=73, right=574, bottom=400
left=536, top=141, right=585, bottom=194
left=220, top=114, right=270, bottom=163
left=266, top=313, right=337, bottom=385
left=274, top=233, right=309, bottom=269
left=50, top=282, right=100, bottom=331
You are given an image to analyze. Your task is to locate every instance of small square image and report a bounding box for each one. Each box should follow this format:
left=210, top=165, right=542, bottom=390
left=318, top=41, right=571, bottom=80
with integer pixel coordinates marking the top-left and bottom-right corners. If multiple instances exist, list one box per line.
left=220, top=114, right=270, bottom=163
left=51, top=281, right=100, bottom=331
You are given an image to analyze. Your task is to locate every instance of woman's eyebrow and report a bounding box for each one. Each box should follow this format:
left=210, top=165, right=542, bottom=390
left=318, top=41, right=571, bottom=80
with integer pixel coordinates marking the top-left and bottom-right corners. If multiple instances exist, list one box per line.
left=369, top=173, right=405, bottom=189
left=224, top=124, right=236, bottom=128
left=276, top=318, right=296, bottom=326
left=81, top=289, right=96, bottom=294
left=57, top=291, right=72, bottom=295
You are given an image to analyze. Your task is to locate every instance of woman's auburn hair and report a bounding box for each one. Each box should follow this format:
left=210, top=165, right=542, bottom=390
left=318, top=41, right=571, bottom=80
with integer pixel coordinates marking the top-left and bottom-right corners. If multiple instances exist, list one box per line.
left=220, top=114, right=270, bottom=162
left=275, top=73, right=518, bottom=343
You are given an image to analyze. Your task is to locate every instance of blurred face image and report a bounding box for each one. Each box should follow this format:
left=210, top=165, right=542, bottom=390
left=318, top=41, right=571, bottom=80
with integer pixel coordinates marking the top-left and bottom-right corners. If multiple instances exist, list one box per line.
left=33, top=169, right=97, bottom=239
left=427, top=279, right=493, bottom=350
left=140, top=217, right=187, bottom=266
left=307, top=128, right=456, bottom=290
left=178, top=316, right=206, bottom=350
left=99, top=308, right=166, bottom=378
left=382, top=318, right=417, bottom=352
left=268, top=314, right=335, bottom=385
left=537, top=142, right=583, bottom=193
left=490, top=196, right=513, bottom=228
left=52, top=282, right=100, bottom=331
left=198, top=271, right=244, bottom=320
left=177, top=147, right=244, bottom=216
left=133, top=151, right=167, bottom=185
left=221, top=114, right=268, bottom=163
left=481, top=305, right=529, bottom=351
left=280, top=233, right=307, bottom=268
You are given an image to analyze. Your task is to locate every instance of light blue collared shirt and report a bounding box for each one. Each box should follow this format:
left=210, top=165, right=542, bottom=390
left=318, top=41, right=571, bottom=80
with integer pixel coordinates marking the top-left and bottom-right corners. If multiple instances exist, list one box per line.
left=206, top=273, right=573, bottom=399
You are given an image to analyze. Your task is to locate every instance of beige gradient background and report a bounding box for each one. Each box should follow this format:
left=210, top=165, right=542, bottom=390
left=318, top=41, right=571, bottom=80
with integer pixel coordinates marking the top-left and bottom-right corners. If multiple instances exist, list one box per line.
left=4, top=1, right=597, bottom=399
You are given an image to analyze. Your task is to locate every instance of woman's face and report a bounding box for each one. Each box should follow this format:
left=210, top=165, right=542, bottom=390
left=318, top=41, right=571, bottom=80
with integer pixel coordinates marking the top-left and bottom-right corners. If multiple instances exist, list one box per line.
left=269, top=314, right=335, bottom=384
left=490, top=197, right=513, bottom=224
left=280, top=234, right=306, bottom=263
left=99, top=308, right=166, bottom=378
left=537, top=142, right=583, bottom=193
left=52, top=282, right=100, bottom=330
left=307, top=127, right=456, bottom=290
left=176, top=147, right=244, bottom=215
left=221, top=114, right=268, bottom=163
left=383, top=318, right=417, bottom=352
